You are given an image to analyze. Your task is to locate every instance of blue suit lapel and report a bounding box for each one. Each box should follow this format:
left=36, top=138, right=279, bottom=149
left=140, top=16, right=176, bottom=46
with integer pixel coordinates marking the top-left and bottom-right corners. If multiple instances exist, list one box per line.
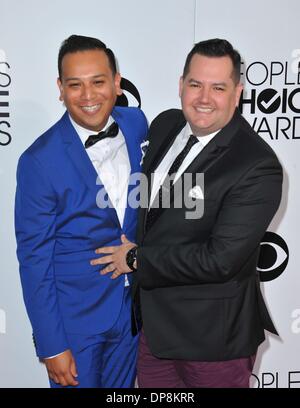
left=59, top=112, right=119, bottom=226
left=112, top=107, right=141, bottom=232
left=60, top=112, right=97, bottom=189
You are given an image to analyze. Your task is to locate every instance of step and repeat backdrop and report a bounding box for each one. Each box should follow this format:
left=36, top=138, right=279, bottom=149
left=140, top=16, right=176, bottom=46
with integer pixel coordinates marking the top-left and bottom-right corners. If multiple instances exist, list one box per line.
left=0, top=0, right=299, bottom=387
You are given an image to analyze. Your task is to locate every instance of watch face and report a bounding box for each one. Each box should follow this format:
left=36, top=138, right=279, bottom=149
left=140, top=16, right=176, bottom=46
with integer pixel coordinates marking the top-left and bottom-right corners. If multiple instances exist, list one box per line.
left=126, top=248, right=137, bottom=270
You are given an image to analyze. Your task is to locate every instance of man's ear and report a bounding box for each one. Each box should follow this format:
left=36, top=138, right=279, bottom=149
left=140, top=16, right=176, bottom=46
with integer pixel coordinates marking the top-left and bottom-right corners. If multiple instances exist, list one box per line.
left=179, top=76, right=184, bottom=98
left=57, top=78, right=64, bottom=101
left=115, top=73, right=123, bottom=96
left=235, top=82, right=243, bottom=106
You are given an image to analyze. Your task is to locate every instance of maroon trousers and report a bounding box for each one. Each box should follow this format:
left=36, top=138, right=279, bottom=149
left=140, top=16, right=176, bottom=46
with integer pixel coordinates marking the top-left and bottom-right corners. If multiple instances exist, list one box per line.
left=137, top=331, right=256, bottom=388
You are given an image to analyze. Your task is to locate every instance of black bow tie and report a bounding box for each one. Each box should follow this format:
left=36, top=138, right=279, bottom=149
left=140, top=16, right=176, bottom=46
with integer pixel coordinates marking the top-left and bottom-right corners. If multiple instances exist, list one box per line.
left=85, top=122, right=119, bottom=149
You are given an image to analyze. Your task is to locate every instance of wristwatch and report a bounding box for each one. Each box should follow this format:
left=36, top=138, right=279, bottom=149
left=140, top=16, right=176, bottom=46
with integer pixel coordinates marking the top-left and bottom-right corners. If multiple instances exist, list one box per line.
left=126, top=247, right=137, bottom=271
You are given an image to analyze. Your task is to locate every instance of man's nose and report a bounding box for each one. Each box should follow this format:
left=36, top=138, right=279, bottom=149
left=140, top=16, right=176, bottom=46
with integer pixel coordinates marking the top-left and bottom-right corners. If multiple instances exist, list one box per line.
left=198, top=87, right=210, bottom=103
left=81, top=84, right=96, bottom=100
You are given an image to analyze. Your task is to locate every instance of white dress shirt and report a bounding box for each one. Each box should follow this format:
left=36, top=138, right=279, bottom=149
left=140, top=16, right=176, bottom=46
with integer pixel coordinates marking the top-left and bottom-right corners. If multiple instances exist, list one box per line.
left=70, top=115, right=130, bottom=226
left=150, top=122, right=218, bottom=207
left=70, top=114, right=130, bottom=284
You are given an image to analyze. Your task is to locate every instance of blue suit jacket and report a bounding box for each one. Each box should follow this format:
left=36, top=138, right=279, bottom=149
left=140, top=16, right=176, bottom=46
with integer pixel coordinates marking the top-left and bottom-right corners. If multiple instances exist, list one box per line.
left=15, top=106, right=148, bottom=358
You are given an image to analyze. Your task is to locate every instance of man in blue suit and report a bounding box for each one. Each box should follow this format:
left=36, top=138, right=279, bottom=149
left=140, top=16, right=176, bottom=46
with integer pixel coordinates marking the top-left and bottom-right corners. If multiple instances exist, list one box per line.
left=15, top=35, right=147, bottom=388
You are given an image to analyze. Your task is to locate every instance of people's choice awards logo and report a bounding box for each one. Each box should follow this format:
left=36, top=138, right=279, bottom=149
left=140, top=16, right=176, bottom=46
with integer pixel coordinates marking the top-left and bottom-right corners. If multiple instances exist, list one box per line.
left=239, top=50, right=300, bottom=141
left=257, top=232, right=289, bottom=281
left=251, top=370, right=300, bottom=388
left=0, top=308, right=6, bottom=334
left=257, top=88, right=281, bottom=114
left=0, top=49, right=11, bottom=146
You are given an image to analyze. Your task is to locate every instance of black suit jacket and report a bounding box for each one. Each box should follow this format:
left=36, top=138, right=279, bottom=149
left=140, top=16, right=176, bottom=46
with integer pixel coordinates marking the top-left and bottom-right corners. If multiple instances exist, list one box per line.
left=134, top=108, right=283, bottom=361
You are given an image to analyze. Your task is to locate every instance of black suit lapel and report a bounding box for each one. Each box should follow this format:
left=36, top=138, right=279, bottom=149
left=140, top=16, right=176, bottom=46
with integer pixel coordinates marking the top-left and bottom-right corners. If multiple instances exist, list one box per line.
left=140, top=109, right=243, bottom=236
left=143, top=112, right=186, bottom=176
left=170, top=109, right=243, bottom=210
left=168, top=139, right=227, bottom=208
left=139, top=111, right=186, bottom=237
left=179, top=137, right=227, bottom=178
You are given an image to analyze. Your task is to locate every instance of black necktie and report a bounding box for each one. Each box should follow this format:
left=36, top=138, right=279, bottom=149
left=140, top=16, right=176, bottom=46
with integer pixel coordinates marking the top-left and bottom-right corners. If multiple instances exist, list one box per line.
left=146, top=135, right=198, bottom=232
left=85, top=122, right=119, bottom=149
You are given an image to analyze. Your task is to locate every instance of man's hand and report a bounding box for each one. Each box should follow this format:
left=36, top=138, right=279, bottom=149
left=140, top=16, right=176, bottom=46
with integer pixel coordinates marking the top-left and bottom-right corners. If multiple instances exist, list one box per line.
left=90, top=234, right=137, bottom=279
left=44, top=349, right=79, bottom=387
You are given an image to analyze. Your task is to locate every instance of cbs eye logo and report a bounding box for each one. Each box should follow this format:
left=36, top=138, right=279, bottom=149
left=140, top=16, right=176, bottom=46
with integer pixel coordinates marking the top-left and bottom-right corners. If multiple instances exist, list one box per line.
left=257, top=232, right=289, bottom=282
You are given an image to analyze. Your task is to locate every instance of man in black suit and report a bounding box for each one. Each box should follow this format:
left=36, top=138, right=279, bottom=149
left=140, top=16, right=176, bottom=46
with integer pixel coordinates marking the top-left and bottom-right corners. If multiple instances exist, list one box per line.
left=92, top=39, right=283, bottom=387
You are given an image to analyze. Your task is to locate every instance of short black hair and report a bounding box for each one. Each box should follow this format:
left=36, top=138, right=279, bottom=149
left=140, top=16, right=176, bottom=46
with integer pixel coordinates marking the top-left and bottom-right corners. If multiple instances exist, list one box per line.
left=58, top=34, right=117, bottom=79
left=183, top=38, right=241, bottom=84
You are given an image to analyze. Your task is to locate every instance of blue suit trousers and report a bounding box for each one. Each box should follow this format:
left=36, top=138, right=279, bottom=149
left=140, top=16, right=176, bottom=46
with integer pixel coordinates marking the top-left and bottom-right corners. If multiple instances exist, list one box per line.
left=50, top=287, right=138, bottom=388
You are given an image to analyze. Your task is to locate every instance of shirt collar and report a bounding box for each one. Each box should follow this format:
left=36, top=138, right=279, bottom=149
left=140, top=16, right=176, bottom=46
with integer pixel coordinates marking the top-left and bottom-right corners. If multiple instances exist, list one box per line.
left=68, top=114, right=114, bottom=146
left=185, top=122, right=220, bottom=147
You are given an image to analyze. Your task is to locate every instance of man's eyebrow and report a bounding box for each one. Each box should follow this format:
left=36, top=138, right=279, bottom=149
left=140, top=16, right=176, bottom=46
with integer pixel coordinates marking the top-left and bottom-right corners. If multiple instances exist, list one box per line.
left=212, top=82, right=227, bottom=86
left=64, top=74, right=106, bottom=82
left=188, top=78, right=227, bottom=86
